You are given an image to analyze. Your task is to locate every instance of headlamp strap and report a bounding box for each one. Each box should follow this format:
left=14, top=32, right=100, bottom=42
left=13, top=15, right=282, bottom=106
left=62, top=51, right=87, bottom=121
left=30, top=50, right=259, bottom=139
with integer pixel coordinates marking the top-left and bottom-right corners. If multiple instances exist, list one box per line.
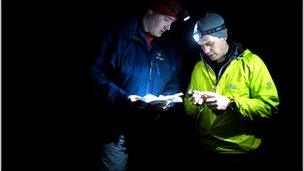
left=200, top=23, right=226, bottom=36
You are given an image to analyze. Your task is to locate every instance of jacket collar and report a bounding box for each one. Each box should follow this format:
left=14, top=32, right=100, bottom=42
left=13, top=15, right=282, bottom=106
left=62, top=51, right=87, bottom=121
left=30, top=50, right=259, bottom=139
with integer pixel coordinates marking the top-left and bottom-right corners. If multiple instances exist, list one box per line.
left=127, top=17, right=162, bottom=47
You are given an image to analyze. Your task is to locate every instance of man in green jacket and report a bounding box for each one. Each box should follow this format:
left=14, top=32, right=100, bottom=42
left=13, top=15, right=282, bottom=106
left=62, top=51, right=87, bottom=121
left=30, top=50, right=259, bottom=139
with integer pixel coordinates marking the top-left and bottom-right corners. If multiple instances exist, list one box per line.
left=184, top=12, right=279, bottom=161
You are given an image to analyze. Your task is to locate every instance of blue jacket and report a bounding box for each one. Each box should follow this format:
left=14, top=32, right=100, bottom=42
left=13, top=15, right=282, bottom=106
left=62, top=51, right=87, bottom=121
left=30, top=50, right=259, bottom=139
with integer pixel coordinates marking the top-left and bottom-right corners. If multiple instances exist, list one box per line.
left=91, top=17, right=181, bottom=110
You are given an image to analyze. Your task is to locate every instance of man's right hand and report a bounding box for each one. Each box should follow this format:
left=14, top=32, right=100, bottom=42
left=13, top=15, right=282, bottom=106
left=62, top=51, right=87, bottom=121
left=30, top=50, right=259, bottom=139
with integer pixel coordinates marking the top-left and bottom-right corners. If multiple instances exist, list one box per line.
left=188, top=90, right=208, bottom=105
left=127, top=95, right=147, bottom=112
left=127, top=95, right=168, bottom=119
left=128, top=95, right=142, bottom=102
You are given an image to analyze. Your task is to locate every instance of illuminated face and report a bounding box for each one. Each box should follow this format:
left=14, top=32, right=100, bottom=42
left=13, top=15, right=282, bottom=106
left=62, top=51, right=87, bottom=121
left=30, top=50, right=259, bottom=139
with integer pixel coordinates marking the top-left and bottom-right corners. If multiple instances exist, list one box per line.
left=199, top=35, right=229, bottom=63
left=148, top=12, right=176, bottom=37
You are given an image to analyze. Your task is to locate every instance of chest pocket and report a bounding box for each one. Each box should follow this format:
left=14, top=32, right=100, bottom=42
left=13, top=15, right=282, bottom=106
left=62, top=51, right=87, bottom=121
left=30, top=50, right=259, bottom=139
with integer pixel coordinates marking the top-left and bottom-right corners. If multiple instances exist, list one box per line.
left=119, top=46, right=149, bottom=82
left=223, top=71, right=250, bottom=97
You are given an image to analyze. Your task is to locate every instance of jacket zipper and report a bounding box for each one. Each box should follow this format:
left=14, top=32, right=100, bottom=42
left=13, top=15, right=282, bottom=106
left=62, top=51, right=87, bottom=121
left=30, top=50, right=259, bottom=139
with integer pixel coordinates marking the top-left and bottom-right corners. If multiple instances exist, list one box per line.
left=204, top=59, right=233, bottom=92
left=204, top=62, right=217, bottom=92
left=217, top=60, right=232, bottom=82
left=146, top=52, right=153, bottom=95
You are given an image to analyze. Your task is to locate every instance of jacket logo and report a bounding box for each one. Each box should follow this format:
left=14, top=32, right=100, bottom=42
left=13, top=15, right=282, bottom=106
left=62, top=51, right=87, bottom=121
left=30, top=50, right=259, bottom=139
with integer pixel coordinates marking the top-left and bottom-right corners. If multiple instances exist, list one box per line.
left=155, top=52, right=164, bottom=61
left=227, top=84, right=237, bottom=90
left=266, top=81, right=273, bottom=89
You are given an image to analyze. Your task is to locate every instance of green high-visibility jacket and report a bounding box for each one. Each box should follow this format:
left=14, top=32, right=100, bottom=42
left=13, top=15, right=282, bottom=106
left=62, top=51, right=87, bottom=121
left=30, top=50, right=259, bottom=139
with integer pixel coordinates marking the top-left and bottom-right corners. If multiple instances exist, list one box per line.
left=184, top=48, right=279, bottom=154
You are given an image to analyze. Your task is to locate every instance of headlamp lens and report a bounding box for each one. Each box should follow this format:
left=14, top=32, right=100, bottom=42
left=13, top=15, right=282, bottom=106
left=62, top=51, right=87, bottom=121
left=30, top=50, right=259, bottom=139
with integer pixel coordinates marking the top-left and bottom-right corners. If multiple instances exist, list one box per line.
left=192, top=32, right=200, bottom=42
left=192, top=22, right=203, bottom=44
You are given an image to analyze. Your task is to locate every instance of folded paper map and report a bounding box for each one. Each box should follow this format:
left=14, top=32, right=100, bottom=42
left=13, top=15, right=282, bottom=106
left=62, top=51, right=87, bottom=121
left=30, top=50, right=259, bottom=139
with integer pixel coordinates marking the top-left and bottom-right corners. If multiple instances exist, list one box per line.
left=139, top=92, right=184, bottom=105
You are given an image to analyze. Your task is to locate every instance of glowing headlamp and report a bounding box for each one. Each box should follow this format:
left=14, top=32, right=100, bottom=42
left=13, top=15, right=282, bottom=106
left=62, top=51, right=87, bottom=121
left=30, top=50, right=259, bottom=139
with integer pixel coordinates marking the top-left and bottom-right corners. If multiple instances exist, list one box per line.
left=192, top=22, right=226, bottom=44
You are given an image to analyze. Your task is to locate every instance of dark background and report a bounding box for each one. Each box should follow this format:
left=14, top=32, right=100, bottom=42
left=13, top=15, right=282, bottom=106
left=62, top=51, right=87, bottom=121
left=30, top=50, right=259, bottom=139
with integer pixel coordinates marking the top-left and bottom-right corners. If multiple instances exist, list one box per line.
left=3, top=0, right=302, bottom=170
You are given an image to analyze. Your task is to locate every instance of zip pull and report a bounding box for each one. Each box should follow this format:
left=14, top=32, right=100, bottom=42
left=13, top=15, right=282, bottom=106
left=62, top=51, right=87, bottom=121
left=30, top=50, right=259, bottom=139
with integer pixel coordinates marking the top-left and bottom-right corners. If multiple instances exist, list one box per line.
left=212, top=85, right=216, bottom=92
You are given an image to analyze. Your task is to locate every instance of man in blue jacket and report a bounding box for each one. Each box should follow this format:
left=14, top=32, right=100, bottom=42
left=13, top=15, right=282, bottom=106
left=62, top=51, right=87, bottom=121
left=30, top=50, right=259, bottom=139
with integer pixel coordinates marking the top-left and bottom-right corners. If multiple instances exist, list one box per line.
left=91, top=0, right=188, bottom=170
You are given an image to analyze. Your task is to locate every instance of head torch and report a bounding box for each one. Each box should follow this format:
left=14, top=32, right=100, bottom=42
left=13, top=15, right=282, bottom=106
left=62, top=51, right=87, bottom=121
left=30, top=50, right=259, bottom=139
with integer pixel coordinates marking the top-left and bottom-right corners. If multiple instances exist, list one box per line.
left=192, top=21, right=226, bottom=45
